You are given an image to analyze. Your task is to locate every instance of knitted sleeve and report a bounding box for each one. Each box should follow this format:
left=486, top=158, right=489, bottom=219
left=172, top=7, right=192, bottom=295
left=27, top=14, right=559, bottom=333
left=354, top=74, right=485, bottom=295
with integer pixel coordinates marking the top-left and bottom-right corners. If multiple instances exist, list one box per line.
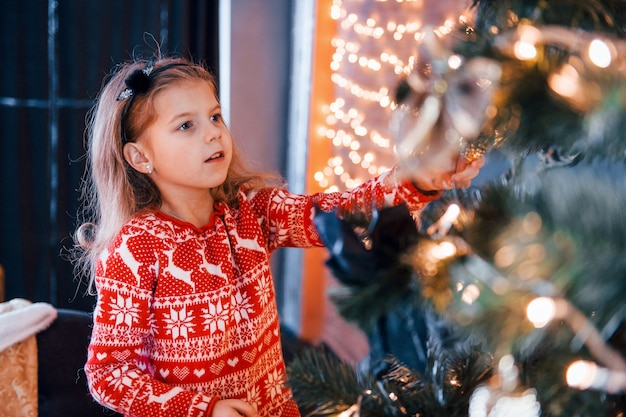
left=250, top=167, right=440, bottom=251
left=84, top=222, right=216, bottom=417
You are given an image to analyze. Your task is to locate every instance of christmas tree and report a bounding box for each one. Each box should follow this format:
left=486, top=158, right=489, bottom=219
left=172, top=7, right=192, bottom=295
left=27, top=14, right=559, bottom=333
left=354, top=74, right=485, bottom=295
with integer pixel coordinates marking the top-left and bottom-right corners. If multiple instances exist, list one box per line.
left=287, top=1, right=626, bottom=416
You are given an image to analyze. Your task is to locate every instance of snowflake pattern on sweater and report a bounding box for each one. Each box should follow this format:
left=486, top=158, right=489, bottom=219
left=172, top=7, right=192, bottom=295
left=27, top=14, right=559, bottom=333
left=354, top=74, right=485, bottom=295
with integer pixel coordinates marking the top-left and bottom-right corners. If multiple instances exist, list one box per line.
left=85, top=171, right=436, bottom=417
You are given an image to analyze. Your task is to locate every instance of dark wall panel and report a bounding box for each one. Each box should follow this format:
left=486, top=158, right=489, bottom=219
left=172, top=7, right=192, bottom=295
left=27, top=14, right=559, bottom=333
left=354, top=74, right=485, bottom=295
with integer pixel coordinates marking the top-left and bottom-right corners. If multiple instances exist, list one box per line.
left=0, top=0, right=219, bottom=311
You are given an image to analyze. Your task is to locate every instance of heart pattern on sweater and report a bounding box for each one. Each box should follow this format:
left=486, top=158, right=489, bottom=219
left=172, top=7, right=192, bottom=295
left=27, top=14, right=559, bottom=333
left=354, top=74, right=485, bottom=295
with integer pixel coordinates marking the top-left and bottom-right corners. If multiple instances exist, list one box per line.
left=210, top=360, right=225, bottom=375
left=112, top=349, right=131, bottom=361
left=242, top=350, right=256, bottom=363
left=174, top=366, right=190, bottom=380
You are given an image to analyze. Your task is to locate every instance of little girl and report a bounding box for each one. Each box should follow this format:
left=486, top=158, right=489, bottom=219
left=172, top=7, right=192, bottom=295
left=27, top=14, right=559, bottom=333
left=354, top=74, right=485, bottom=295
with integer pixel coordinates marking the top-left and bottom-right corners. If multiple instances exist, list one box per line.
left=73, top=54, right=482, bottom=417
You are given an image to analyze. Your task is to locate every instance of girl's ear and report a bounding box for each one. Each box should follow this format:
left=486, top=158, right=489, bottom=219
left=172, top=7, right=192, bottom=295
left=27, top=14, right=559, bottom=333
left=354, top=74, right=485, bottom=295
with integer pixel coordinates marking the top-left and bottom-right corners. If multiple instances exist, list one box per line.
left=123, top=143, right=151, bottom=174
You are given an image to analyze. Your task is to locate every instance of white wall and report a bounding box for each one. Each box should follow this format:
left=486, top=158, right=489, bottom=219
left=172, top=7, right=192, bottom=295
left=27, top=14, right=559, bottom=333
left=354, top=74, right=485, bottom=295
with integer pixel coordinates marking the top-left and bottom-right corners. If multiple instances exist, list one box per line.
left=224, top=0, right=292, bottom=173
left=221, top=0, right=315, bottom=334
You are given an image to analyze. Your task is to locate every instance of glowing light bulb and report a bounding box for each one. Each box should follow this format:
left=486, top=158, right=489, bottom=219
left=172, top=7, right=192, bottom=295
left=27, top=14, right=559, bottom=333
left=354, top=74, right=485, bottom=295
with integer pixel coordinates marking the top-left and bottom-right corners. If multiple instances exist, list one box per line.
left=426, top=204, right=461, bottom=237
left=526, top=297, right=556, bottom=328
left=494, top=245, right=515, bottom=268
left=514, top=40, right=537, bottom=60
left=588, top=39, right=612, bottom=68
left=441, top=203, right=460, bottom=223
left=549, top=64, right=580, bottom=99
left=566, top=360, right=597, bottom=390
left=568, top=360, right=626, bottom=393
left=448, top=54, right=463, bottom=70
left=461, top=284, right=480, bottom=305
left=430, top=241, right=457, bottom=259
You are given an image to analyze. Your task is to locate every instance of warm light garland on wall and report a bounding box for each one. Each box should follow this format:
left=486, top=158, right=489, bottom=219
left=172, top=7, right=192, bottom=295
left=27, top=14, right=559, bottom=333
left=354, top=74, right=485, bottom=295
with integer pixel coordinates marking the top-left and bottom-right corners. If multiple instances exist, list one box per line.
left=314, top=0, right=473, bottom=192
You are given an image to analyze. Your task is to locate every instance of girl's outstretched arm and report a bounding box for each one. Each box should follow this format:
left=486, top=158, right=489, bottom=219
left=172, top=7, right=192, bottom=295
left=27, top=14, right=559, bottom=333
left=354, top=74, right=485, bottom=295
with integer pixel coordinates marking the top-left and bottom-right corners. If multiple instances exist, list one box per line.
left=251, top=155, right=484, bottom=251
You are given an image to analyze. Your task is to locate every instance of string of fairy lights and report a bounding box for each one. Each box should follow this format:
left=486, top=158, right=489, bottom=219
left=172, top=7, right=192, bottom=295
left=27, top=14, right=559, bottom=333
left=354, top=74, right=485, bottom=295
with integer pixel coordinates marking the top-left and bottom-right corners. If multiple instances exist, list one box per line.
left=314, top=0, right=471, bottom=192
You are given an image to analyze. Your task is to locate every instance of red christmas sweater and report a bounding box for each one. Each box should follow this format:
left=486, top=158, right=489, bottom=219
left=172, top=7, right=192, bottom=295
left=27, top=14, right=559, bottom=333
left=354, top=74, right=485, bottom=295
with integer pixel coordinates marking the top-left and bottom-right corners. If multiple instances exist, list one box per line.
left=85, top=171, right=438, bottom=417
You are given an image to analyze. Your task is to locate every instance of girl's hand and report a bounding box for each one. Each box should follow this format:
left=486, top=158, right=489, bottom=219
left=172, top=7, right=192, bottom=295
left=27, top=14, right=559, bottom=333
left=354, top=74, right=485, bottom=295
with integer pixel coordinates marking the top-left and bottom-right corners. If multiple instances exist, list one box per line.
left=449, top=155, right=485, bottom=189
left=212, top=399, right=258, bottom=417
left=409, top=155, right=485, bottom=192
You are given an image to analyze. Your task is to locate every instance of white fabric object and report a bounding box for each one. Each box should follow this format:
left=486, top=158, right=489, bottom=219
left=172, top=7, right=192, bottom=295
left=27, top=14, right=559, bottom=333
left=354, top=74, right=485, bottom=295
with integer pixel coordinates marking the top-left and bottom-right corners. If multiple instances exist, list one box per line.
left=0, top=298, right=57, bottom=352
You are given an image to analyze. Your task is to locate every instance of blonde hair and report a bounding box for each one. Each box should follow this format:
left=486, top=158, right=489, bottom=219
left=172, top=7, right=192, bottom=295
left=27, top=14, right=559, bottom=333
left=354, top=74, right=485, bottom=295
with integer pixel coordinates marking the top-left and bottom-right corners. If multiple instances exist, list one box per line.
left=72, top=54, right=283, bottom=294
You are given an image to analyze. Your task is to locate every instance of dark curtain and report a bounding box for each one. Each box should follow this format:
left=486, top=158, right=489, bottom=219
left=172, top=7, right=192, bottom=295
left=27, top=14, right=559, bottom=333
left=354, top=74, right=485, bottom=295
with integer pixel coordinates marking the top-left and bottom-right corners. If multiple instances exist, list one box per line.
left=0, top=0, right=220, bottom=312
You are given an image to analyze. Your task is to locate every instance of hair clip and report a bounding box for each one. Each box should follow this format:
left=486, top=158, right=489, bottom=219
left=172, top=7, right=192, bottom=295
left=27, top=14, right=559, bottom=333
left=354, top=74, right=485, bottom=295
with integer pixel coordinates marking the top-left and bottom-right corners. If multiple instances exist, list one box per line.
left=117, top=58, right=156, bottom=101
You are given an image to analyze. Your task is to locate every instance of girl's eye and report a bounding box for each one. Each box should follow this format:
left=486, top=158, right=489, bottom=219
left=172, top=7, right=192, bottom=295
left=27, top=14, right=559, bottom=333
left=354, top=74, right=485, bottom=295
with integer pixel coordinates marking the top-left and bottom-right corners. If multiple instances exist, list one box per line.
left=210, top=113, right=222, bottom=123
left=178, top=121, right=193, bottom=131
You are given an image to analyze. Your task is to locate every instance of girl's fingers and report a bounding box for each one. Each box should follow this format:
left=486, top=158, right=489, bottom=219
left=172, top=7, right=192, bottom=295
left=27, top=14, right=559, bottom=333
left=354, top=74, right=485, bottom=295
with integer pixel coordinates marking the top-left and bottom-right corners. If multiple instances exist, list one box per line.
left=455, top=155, right=469, bottom=173
left=213, top=399, right=258, bottom=417
left=471, top=156, right=486, bottom=169
left=405, top=155, right=485, bottom=191
left=231, top=401, right=257, bottom=417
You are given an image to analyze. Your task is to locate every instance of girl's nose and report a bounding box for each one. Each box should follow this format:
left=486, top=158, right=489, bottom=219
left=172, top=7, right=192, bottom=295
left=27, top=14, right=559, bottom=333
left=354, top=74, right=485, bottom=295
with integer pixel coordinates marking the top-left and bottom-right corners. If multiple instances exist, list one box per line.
left=205, top=123, right=220, bottom=143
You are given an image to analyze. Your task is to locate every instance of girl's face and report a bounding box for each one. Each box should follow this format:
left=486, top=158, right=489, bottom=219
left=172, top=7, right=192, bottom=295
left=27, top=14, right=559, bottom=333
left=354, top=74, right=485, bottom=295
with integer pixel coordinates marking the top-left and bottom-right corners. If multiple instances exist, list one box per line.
left=136, top=79, right=233, bottom=203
